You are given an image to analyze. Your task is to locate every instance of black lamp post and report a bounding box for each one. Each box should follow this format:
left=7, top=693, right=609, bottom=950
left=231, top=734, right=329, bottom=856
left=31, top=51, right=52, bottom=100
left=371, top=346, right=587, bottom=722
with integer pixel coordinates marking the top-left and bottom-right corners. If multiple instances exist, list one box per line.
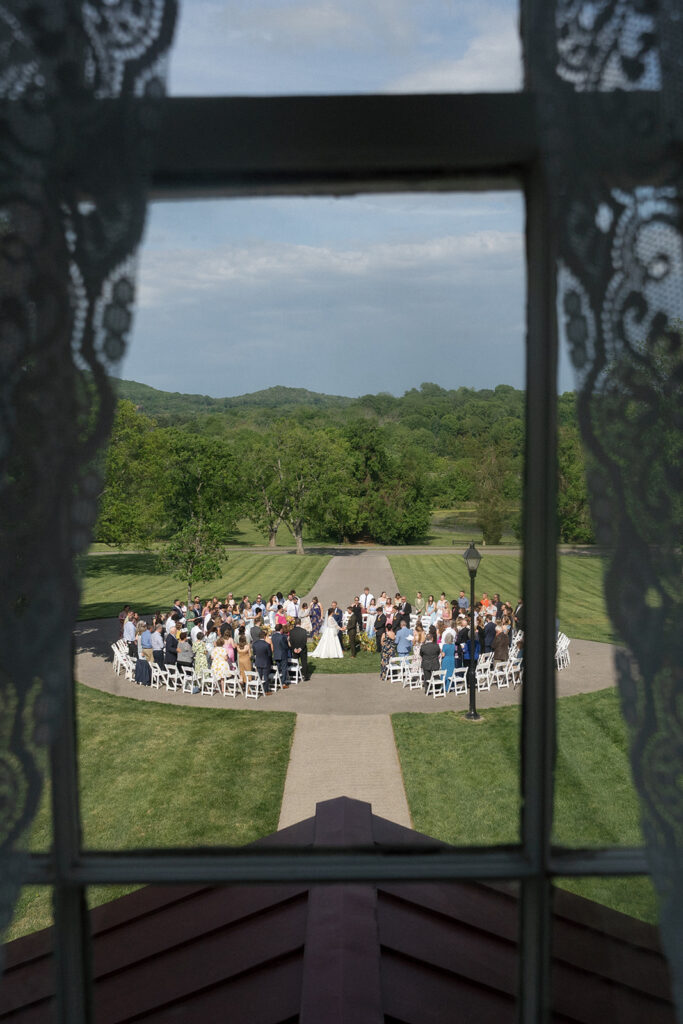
left=463, top=541, right=482, bottom=720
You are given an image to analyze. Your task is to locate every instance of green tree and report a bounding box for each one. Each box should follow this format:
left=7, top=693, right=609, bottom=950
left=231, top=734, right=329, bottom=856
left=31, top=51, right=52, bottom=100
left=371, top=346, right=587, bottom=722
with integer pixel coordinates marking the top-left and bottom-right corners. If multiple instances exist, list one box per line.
left=95, top=400, right=163, bottom=547
left=557, top=426, right=595, bottom=543
left=475, top=450, right=508, bottom=545
left=157, top=519, right=226, bottom=606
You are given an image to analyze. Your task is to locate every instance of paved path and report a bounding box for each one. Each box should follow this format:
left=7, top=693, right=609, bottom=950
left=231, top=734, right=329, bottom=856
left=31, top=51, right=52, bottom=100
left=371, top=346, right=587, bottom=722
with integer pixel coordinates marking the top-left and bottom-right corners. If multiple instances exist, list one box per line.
left=278, top=715, right=411, bottom=829
left=76, top=552, right=619, bottom=827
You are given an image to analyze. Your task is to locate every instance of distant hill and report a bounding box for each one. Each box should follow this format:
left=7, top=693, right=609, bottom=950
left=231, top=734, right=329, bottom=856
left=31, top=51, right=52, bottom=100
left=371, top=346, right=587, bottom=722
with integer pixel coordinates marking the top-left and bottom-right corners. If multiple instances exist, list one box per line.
left=114, top=378, right=354, bottom=417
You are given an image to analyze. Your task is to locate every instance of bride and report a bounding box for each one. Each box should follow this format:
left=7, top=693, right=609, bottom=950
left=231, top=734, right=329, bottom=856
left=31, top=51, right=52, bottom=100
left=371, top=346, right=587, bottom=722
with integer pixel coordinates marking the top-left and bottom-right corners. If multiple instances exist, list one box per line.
left=311, top=610, right=344, bottom=659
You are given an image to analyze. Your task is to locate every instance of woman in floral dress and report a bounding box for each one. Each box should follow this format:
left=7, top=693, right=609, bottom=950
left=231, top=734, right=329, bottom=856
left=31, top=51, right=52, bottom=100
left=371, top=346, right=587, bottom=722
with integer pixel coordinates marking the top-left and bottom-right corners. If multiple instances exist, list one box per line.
left=211, top=638, right=230, bottom=695
left=410, top=622, right=426, bottom=679
left=192, top=631, right=209, bottom=677
left=380, top=625, right=397, bottom=681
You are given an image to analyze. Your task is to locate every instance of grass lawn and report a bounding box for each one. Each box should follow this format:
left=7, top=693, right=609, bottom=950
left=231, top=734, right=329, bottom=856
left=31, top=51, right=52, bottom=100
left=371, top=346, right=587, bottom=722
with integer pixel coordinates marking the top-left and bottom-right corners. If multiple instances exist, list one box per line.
left=7, top=684, right=295, bottom=942
left=389, top=553, right=616, bottom=643
left=309, top=649, right=381, bottom=675
left=78, top=551, right=330, bottom=620
left=393, top=689, right=655, bottom=922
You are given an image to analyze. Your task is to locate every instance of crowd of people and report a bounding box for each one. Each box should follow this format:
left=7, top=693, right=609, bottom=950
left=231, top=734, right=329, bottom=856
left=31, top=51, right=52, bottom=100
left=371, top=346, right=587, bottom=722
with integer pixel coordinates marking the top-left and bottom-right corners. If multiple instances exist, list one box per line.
left=117, top=586, right=524, bottom=695
left=364, top=588, right=525, bottom=690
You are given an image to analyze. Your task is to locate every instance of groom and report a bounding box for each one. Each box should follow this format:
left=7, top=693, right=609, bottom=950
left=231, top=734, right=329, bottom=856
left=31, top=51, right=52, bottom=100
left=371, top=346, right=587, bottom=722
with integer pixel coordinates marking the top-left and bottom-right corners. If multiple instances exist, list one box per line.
left=345, top=605, right=361, bottom=658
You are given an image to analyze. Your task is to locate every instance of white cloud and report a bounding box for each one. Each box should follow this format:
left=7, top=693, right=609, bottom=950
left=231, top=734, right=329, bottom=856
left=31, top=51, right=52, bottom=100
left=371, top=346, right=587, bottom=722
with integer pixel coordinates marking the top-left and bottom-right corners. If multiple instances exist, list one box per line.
left=388, top=22, right=522, bottom=92
left=137, top=230, right=522, bottom=308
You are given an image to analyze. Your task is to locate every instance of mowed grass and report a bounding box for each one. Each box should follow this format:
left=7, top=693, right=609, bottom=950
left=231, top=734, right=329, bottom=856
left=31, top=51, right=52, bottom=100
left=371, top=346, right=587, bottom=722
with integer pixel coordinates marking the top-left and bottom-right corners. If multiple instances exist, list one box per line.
left=7, top=684, right=295, bottom=941
left=393, top=688, right=656, bottom=922
left=78, top=551, right=330, bottom=620
left=389, top=553, right=617, bottom=643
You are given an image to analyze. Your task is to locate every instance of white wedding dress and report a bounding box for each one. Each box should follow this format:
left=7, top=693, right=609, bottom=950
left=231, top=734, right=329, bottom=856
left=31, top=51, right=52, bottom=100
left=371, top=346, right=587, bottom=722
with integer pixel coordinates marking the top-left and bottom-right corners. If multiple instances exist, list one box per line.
left=312, top=615, right=344, bottom=658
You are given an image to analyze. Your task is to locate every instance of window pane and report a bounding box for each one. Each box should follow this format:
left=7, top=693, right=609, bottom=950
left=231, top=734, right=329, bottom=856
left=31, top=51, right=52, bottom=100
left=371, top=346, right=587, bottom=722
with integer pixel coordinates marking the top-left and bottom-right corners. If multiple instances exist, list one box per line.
left=169, top=1, right=522, bottom=97
left=0, top=886, right=55, bottom=1020
left=552, top=878, right=674, bottom=1021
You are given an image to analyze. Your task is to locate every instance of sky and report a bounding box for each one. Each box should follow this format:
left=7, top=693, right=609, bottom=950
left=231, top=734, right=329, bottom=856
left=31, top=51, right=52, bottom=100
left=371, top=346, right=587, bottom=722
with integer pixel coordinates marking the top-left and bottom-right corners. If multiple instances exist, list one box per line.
left=120, top=1, right=575, bottom=398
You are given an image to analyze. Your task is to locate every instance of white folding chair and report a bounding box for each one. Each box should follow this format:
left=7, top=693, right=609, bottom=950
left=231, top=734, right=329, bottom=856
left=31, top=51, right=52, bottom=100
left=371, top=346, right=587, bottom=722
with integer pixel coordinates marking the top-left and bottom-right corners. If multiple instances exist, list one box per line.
left=163, top=665, right=180, bottom=692
left=476, top=652, right=494, bottom=691
left=491, top=660, right=511, bottom=689
left=178, top=665, right=195, bottom=693
left=387, top=657, right=406, bottom=684
left=288, top=659, right=303, bottom=685
left=123, top=655, right=136, bottom=682
left=425, top=669, right=447, bottom=698
left=269, top=666, right=284, bottom=692
left=222, top=668, right=243, bottom=698
left=447, top=666, right=469, bottom=696
left=150, top=663, right=164, bottom=689
left=111, top=644, right=125, bottom=676
left=244, top=670, right=265, bottom=699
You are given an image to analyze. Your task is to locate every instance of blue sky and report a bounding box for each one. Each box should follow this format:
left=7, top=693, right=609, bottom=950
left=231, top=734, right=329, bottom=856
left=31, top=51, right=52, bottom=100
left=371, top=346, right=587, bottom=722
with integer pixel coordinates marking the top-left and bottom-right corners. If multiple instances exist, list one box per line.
left=121, top=1, right=574, bottom=397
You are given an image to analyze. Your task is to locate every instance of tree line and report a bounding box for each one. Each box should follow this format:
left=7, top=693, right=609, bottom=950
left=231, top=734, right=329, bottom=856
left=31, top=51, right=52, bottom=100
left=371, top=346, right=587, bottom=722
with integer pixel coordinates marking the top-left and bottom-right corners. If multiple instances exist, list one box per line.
left=96, top=381, right=595, bottom=581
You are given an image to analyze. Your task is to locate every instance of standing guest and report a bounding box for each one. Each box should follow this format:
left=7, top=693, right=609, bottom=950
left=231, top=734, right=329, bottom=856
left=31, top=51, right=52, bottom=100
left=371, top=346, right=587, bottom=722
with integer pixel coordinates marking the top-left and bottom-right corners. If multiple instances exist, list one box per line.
left=270, top=624, right=290, bottom=686
left=118, top=605, right=130, bottom=639
left=436, top=593, right=449, bottom=618
left=192, top=631, right=209, bottom=677
left=425, top=595, right=437, bottom=621
left=266, top=595, right=278, bottom=627
left=140, top=622, right=154, bottom=664
left=249, top=615, right=264, bottom=643
left=252, top=594, right=266, bottom=616
left=190, top=618, right=202, bottom=644
left=164, top=624, right=178, bottom=666
left=151, top=623, right=165, bottom=668
left=395, top=619, right=413, bottom=662
left=457, top=590, right=469, bottom=611
left=399, top=595, right=412, bottom=620
left=492, top=593, right=503, bottom=620
left=365, top=599, right=377, bottom=639
left=420, top=625, right=441, bottom=685
left=456, top=616, right=470, bottom=669
left=514, top=598, right=524, bottom=636
left=237, top=630, right=252, bottom=683
left=441, top=628, right=456, bottom=692
left=289, top=618, right=310, bottom=680
left=441, top=600, right=452, bottom=625
left=374, top=606, right=387, bottom=654
left=351, top=596, right=364, bottom=625
left=123, top=613, right=137, bottom=659
left=415, top=591, right=425, bottom=614
left=177, top=630, right=194, bottom=671
left=411, top=622, right=426, bottom=678
left=346, top=605, right=361, bottom=658
left=380, top=625, right=397, bottom=681
left=225, top=630, right=237, bottom=671
left=484, top=614, right=497, bottom=653
left=299, top=602, right=312, bottom=635
left=493, top=625, right=510, bottom=662
left=204, top=619, right=218, bottom=660
left=211, top=638, right=230, bottom=695
left=275, top=604, right=288, bottom=627
left=359, top=587, right=374, bottom=612
left=135, top=620, right=146, bottom=659
left=252, top=634, right=274, bottom=693
left=309, top=596, right=323, bottom=636
left=284, top=592, right=299, bottom=619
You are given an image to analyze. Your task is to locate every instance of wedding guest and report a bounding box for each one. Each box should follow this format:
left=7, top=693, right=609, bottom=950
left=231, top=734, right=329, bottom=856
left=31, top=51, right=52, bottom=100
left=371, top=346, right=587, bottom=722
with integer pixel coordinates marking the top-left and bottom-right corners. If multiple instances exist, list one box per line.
left=309, top=596, right=323, bottom=635
left=139, top=621, right=154, bottom=663
left=237, top=634, right=252, bottom=683
left=150, top=623, right=165, bottom=668
left=420, top=625, right=441, bottom=685
left=441, top=628, right=456, bottom=692
left=123, top=613, right=137, bottom=658
left=425, top=595, right=437, bottom=621
left=493, top=625, right=510, bottom=662
left=211, top=638, right=230, bottom=695
left=192, top=631, right=209, bottom=676
left=411, top=622, right=426, bottom=678
left=164, top=623, right=178, bottom=665
left=118, top=605, right=130, bottom=639
left=365, top=600, right=377, bottom=638
left=415, top=591, right=425, bottom=614
left=380, top=625, right=397, bottom=681
left=177, top=630, right=194, bottom=671
left=299, top=602, right=312, bottom=635
left=374, top=606, right=387, bottom=653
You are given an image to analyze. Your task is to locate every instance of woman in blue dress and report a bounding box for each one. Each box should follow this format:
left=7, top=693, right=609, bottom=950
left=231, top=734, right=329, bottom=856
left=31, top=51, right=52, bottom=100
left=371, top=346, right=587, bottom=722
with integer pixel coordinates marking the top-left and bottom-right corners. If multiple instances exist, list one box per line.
left=441, top=628, right=456, bottom=692
left=309, top=596, right=323, bottom=636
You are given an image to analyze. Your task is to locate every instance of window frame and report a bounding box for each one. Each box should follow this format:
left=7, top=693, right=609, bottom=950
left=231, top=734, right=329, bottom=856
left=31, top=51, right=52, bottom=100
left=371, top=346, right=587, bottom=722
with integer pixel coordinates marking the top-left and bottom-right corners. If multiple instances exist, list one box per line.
left=38, top=93, right=651, bottom=1023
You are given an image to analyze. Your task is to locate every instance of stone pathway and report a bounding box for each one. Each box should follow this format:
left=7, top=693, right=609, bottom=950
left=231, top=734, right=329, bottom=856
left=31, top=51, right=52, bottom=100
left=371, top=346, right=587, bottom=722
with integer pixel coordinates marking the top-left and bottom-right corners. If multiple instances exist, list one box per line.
left=75, top=551, right=619, bottom=828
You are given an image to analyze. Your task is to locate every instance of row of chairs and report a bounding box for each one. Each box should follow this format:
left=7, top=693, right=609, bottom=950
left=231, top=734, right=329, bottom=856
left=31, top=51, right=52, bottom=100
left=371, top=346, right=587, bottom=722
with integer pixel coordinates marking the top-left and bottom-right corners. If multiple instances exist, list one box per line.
left=384, top=650, right=523, bottom=699
left=111, top=640, right=304, bottom=700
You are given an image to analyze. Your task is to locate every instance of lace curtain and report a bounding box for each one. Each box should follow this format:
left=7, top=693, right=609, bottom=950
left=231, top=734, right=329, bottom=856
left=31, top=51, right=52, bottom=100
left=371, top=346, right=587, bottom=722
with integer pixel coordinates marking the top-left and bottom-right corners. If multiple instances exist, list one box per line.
left=523, top=0, right=682, bottom=1014
left=0, top=0, right=176, bottom=942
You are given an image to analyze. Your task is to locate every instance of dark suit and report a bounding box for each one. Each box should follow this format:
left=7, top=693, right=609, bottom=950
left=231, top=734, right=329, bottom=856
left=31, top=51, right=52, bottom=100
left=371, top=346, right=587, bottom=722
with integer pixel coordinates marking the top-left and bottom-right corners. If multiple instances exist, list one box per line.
left=346, top=610, right=361, bottom=657
left=288, top=625, right=309, bottom=680
left=401, top=602, right=412, bottom=620
left=330, top=607, right=343, bottom=628
left=252, top=638, right=273, bottom=690
left=484, top=620, right=496, bottom=653
left=374, top=612, right=387, bottom=653
left=420, top=640, right=441, bottom=682
left=164, top=633, right=178, bottom=665
left=271, top=631, right=290, bottom=685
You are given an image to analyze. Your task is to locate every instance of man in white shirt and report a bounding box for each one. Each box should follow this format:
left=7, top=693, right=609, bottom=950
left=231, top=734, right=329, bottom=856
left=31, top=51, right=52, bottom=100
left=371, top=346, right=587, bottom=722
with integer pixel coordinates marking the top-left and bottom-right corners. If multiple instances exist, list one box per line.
left=285, top=592, right=299, bottom=618
left=359, top=587, right=374, bottom=611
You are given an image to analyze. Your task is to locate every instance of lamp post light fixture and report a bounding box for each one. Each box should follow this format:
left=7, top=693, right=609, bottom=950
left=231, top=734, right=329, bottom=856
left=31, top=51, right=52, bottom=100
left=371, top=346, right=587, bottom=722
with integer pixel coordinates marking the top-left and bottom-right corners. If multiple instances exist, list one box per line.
left=463, top=541, right=482, bottom=721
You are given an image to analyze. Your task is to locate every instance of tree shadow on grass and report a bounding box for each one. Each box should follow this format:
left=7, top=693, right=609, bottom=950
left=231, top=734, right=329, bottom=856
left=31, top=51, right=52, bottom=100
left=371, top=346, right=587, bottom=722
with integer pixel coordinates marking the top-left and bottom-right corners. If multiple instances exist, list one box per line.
left=78, top=552, right=159, bottom=579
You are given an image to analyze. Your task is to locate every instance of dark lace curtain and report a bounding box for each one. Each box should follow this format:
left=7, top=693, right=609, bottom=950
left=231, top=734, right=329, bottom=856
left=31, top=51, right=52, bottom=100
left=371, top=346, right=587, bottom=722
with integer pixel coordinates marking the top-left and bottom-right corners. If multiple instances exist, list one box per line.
left=0, top=0, right=177, bottom=937
left=523, top=0, right=682, bottom=1015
